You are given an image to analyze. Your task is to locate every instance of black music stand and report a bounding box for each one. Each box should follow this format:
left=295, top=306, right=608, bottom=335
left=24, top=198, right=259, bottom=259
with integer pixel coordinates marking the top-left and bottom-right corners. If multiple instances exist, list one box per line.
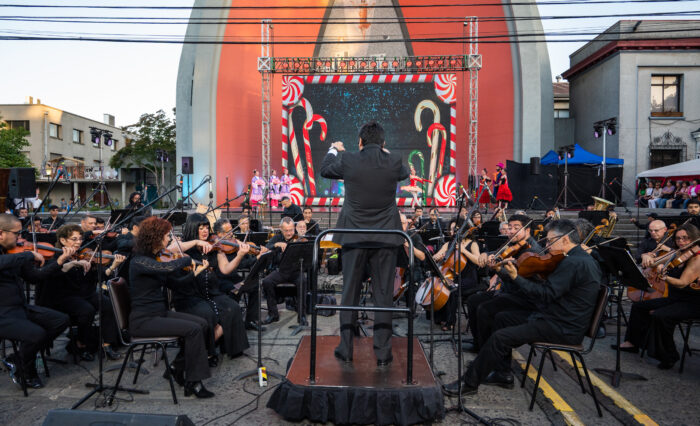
left=277, top=241, right=316, bottom=336
left=482, top=235, right=509, bottom=252
left=594, top=245, right=649, bottom=387
left=234, top=252, right=283, bottom=382
left=235, top=232, right=268, bottom=247
left=481, top=220, right=501, bottom=237
left=163, top=212, right=188, bottom=227
left=420, top=229, right=442, bottom=247
left=109, top=209, right=130, bottom=224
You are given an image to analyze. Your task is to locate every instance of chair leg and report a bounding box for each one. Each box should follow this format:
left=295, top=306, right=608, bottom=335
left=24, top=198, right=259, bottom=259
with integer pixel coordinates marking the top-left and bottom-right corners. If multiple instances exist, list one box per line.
left=160, top=344, right=178, bottom=405
left=530, top=348, right=548, bottom=411
left=40, top=350, right=50, bottom=377
left=549, top=351, right=558, bottom=372
left=576, top=352, right=603, bottom=417
left=570, top=351, right=585, bottom=394
left=521, top=345, right=535, bottom=388
left=679, top=322, right=691, bottom=374
left=11, top=341, right=28, bottom=397
left=108, top=345, right=134, bottom=406
left=133, top=345, right=148, bottom=384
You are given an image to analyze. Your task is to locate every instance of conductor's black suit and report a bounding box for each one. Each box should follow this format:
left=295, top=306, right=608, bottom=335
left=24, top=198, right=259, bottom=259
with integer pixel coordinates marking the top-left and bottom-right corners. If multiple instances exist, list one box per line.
left=320, top=143, right=409, bottom=362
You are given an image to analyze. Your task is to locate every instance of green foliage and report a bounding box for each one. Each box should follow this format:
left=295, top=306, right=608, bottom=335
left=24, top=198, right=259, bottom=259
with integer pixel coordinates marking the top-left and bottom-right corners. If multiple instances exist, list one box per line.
left=109, top=109, right=175, bottom=172
left=0, top=118, right=33, bottom=168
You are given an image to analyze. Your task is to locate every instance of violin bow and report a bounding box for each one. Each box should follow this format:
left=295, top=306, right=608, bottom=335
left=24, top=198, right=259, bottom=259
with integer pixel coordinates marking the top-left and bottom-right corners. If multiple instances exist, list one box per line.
left=538, top=229, right=576, bottom=256
left=494, top=219, right=534, bottom=258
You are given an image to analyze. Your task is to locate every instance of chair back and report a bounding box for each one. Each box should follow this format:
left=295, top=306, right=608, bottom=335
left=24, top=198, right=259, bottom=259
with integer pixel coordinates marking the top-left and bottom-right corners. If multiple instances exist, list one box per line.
left=107, top=277, right=132, bottom=345
left=586, top=285, right=610, bottom=340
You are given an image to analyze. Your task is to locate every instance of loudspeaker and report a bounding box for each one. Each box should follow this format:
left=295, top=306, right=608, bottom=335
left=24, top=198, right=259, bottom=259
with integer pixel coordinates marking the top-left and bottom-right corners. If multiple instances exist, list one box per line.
left=529, top=157, right=541, bottom=175
left=43, top=409, right=195, bottom=426
left=8, top=167, right=36, bottom=199
left=181, top=156, right=193, bottom=175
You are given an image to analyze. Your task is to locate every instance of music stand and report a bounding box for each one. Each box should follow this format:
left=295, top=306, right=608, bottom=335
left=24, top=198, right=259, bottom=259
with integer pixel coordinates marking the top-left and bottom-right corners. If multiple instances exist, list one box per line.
left=277, top=241, right=316, bottom=336
left=482, top=235, right=508, bottom=252
left=109, top=209, right=130, bottom=224
left=250, top=219, right=262, bottom=232
left=594, top=245, right=649, bottom=387
left=162, top=212, right=188, bottom=227
left=420, top=229, right=441, bottom=247
left=235, top=232, right=268, bottom=247
left=481, top=221, right=501, bottom=237
left=234, top=252, right=283, bottom=382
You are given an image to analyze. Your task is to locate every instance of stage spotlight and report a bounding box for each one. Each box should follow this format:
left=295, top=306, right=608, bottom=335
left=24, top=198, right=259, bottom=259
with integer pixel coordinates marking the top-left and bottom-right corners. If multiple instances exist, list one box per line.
left=381, top=61, right=388, bottom=68
left=392, top=60, right=399, bottom=68
left=360, top=61, right=367, bottom=68
left=415, top=60, right=422, bottom=67
left=406, top=60, right=413, bottom=67
left=607, top=123, right=616, bottom=135
left=349, top=60, right=355, bottom=67
left=428, top=59, right=435, bottom=67
left=450, top=59, right=457, bottom=66
left=339, top=61, right=347, bottom=68
left=593, top=124, right=603, bottom=138
left=370, top=61, right=377, bottom=68
left=103, top=131, right=113, bottom=146
left=316, top=60, right=323, bottom=67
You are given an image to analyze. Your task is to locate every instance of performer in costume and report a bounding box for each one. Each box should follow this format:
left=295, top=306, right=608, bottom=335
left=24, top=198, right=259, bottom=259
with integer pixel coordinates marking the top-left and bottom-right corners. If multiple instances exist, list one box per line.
left=494, top=163, right=513, bottom=211
left=250, top=170, right=265, bottom=208
left=477, top=168, right=493, bottom=211
left=279, top=170, right=291, bottom=199
left=268, top=170, right=280, bottom=208
left=320, top=121, right=409, bottom=366
left=400, top=164, right=430, bottom=208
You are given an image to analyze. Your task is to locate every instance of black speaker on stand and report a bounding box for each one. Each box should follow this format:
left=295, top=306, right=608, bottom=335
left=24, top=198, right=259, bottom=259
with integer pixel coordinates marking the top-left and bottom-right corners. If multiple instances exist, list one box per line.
left=8, top=167, right=36, bottom=199
left=529, top=157, right=541, bottom=175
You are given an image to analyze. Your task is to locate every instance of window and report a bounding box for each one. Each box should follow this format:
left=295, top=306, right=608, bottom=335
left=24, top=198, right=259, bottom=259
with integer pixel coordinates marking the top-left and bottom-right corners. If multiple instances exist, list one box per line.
left=650, top=149, right=682, bottom=169
left=110, top=139, right=118, bottom=151
left=49, top=122, right=62, bottom=139
left=554, top=109, right=570, bottom=118
left=5, top=120, right=30, bottom=132
left=72, top=129, right=83, bottom=144
left=651, top=75, right=682, bottom=117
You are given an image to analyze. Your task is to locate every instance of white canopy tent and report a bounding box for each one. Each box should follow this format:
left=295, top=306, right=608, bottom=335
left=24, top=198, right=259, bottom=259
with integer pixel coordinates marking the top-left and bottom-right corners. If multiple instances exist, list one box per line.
left=636, top=159, right=700, bottom=178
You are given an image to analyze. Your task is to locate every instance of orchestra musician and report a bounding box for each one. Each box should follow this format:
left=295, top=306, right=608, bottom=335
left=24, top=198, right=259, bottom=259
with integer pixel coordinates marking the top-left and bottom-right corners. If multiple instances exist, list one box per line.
left=40, top=224, right=125, bottom=361
left=174, top=214, right=250, bottom=363
left=0, top=213, right=71, bottom=389
left=129, top=216, right=214, bottom=398
left=41, top=205, right=65, bottom=230
left=320, top=121, right=409, bottom=366
left=302, top=207, right=321, bottom=237
left=280, top=196, right=303, bottom=221
left=260, top=217, right=300, bottom=325
left=127, top=191, right=151, bottom=216
left=397, top=213, right=427, bottom=297
left=444, top=219, right=602, bottom=396
left=638, top=220, right=674, bottom=266
left=614, top=223, right=700, bottom=369
left=465, top=215, right=543, bottom=353
left=114, top=215, right=147, bottom=281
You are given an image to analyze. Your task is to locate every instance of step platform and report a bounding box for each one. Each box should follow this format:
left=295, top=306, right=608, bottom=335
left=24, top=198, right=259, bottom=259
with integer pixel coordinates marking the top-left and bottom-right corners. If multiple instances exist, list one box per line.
left=267, top=335, right=445, bottom=425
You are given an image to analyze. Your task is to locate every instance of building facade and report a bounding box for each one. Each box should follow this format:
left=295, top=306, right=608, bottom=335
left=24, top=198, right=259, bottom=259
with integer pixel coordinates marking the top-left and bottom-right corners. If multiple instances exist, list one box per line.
left=0, top=99, right=137, bottom=208
left=562, top=20, right=700, bottom=203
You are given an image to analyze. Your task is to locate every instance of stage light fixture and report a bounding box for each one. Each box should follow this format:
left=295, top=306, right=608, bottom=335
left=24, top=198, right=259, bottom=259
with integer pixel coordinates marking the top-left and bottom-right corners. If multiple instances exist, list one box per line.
left=381, top=61, right=388, bottom=68
left=406, top=60, right=413, bottom=67
left=607, top=123, right=616, bottom=135
left=339, top=61, right=347, bottom=68
left=316, top=60, right=323, bottom=67
left=360, top=61, right=367, bottom=67
left=593, top=124, right=603, bottom=138
left=349, top=60, right=355, bottom=67
left=103, top=131, right=113, bottom=146
left=370, top=61, right=377, bottom=68
left=415, top=60, right=422, bottom=67
left=450, top=59, right=457, bottom=66
left=428, top=59, right=435, bottom=67
left=392, top=60, right=399, bottom=68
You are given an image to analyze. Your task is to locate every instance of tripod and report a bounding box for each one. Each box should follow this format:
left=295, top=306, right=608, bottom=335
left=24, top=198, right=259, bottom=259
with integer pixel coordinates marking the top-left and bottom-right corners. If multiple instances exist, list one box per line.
left=555, top=154, right=582, bottom=208
left=71, top=240, right=146, bottom=409
left=525, top=195, right=549, bottom=212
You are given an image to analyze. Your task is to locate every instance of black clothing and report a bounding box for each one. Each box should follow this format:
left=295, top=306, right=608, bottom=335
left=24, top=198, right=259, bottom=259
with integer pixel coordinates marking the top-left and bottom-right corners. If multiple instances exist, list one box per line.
left=304, top=219, right=321, bottom=236
left=282, top=204, right=303, bottom=221
left=0, top=250, right=69, bottom=374
left=114, top=232, right=135, bottom=281
left=42, top=217, right=65, bottom=230
left=320, top=143, right=409, bottom=361
left=128, top=253, right=210, bottom=382
left=262, top=233, right=303, bottom=318
left=434, top=241, right=481, bottom=327
left=174, top=248, right=249, bottom=358
left=637, top=237, right=659, bottom=263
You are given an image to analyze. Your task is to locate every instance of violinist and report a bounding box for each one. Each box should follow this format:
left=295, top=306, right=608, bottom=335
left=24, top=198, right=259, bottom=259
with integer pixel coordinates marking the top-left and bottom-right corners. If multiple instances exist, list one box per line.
left=114, top=215, right=147, bottom=281
left=126, top=191, right=151, bottom=217
left=444, top=220, right=602, bottom=396
left=16, top=207, right=29, bottom=229
left=41, top=205, right=65, bottom=230
left=295, top=220, right=308, bottom=238
left=212, top=218, right=266, bottom=331
left=413, top=206, right=425, bottom=229
left=432, top=217, right=480, bottom=331
left=396, top=213, right=427, bottom=295
left=638, top=220, right=674, bottom=266
left=260, top=217, right=300, bottom=325
left=80, top=215, right=119, bottom=256
left=465, top=215, right=542, bottom=353
left=129, top=216, right=214, bottom=398
left=30, top=217, right=47, bottom=233
left=614, top=223, right=700, bottom=369
left=40, top=224, right=125, bottom=361
left=302, top=207, right=321, bottom=237
left=455, top=206, right=469, bottom=228
left=0, top=213, right=71, bottom=390
left=174, top=214, right=250, bottom=363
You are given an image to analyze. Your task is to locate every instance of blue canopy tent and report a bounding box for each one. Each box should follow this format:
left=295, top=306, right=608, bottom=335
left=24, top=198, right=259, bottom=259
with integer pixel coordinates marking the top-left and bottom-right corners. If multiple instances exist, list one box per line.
left=541, top=143, right=624, bottom=166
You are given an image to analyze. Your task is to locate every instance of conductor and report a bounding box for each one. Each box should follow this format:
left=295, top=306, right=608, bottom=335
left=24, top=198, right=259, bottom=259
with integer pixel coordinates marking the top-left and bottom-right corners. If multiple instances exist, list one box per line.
left=320, top=121, right=409, bottom=366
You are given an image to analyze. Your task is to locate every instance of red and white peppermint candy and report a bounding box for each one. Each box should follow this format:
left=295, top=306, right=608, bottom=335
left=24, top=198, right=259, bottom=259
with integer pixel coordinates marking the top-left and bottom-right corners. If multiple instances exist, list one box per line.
left=289, top=176, right=306, bottom=206
left=434, top=74, right=457, bottom=104
left=282, top=76, right=304, bottom=107
left=433, top=174, right=456, bottom=206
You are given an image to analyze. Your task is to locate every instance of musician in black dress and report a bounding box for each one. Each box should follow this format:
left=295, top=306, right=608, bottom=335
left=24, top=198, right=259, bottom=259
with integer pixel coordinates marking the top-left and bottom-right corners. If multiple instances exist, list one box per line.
left=174, top=214, right=250, bottom=363
left=615, top=223, right=700, bottom=369
left=40, top=224, right=124, bottom=361
left=129, top=216, right=214, bottom=398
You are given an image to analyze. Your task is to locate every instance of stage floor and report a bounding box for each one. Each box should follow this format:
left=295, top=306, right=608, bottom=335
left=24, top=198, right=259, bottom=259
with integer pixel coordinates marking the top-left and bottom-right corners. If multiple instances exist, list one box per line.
left=287, top=335, right=436, bottom=388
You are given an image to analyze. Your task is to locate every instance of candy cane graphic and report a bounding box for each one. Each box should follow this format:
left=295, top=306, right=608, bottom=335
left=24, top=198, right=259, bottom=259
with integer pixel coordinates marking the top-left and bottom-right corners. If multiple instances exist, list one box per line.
left=288, top=99, right=313, bottom=193
left=302, top=113, right=327, bottom=196
left=427, top=123, right=447, bottom=178
left=414, top=99, right=441, bottom=196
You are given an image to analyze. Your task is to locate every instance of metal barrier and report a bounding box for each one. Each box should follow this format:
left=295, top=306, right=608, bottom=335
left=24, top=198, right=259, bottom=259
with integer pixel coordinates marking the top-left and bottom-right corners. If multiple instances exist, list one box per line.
left=309, top=228, right=415, bottom=385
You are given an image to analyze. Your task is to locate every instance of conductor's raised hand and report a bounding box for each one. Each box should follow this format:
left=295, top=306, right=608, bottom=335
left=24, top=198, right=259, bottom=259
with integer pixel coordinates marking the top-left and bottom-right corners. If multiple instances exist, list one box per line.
left=331, top=141, right=345, bottom=152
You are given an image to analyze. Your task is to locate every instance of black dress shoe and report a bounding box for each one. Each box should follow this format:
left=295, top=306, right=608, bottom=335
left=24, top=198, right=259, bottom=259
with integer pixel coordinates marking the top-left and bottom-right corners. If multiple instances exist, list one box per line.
left=102, top=345, right=122, bottom=360
left=24, top=374, right=44, bottom=389
left=79, top=350, right=94, bottom=362
left=482, top=370, right=514, bottom=389
left=261, top=315, right=279, bottom=325
left=208, top=355, right=219, bottom=368
left=334, top=349, right=352, bottom=363
left=610, top=344, right=639, bottom=354
left=461, top=342, right=478, bottom=353
left=442, top=379, right=477, bottom=397
left=377, top=356, right=393, bottom=367
left=184, top=381, right=215, bottom=398
left=244, top=321, right=266, bottom=331
left=657, top=360, right=676, bottom=370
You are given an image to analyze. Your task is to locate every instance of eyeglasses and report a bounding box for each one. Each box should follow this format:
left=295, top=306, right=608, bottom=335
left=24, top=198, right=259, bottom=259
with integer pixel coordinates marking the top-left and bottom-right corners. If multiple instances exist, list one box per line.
left=67, top=237, right=83, bottom=242
left=1, top=229, right=21, bottom=237
left=675, top=235, right=690, bottom=241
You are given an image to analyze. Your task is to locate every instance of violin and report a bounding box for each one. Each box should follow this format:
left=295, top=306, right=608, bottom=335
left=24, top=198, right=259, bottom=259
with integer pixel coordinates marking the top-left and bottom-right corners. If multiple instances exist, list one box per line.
left=208, top=236, right=261, bottom=256
left=507, top=250, right=566, bottom=278
left=8, top=239, right=64, bottom=258
left=76, top=248, right=117, bottom=265
left=495, top=240, right=530, bottom=262
left=156, top=249, right=201, bottom=272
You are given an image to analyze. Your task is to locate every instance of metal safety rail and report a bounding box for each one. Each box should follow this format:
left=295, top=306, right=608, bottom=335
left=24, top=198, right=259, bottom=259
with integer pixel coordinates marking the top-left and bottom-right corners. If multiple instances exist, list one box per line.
left=309, top=229, right=415, bottom=385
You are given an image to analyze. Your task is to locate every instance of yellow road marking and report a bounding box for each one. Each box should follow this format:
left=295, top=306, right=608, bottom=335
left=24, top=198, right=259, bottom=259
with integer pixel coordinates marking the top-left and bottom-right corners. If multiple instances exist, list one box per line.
left=512, top=351, right=585, bottom=426
left=553, top=350, right=659, bottom=426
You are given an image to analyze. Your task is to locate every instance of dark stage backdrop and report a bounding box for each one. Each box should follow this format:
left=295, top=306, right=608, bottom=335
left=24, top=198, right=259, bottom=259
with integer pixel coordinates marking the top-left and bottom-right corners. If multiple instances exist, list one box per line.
left=289, top=82, right=451, bottom=198
left=505, top=161, right=623, bottom=210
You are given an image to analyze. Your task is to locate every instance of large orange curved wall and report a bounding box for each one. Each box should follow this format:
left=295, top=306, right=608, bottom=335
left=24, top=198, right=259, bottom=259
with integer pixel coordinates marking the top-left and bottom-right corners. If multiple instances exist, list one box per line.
left=216, top=1, right=513, bottom=202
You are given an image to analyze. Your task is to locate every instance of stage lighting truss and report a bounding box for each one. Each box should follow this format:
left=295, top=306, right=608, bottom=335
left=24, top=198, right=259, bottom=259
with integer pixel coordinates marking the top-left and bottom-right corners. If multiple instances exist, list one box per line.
left=593, top=118, right=616, bottom=139
left=265, top=55, right=480, bottom=74
left=557, top=144, right=576, bottom=160
left=89, top=126, right=113, bottom=146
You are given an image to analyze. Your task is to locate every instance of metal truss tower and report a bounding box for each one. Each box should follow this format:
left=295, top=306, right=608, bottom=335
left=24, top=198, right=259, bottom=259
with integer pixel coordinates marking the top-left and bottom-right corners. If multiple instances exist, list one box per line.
left=258, top=20, right=272, bottom=180
left=467, top=17, right=480, bottom=189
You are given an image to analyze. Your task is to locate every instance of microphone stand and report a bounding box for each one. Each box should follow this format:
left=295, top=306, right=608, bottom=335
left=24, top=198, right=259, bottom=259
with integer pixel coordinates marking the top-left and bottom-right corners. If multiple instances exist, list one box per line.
left=181, top=176, right=211, bottom=210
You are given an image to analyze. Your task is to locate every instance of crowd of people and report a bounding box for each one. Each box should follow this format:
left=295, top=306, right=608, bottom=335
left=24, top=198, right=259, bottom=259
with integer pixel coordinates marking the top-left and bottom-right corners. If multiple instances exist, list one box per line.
left=639, top=178, right=700, bottom=209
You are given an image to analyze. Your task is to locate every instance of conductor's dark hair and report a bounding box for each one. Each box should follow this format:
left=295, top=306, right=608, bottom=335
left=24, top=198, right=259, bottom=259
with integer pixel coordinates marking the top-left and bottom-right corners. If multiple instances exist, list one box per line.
left=544, top=219, right=581, bottom=244
left=359, top=121, right=385, bottom=146
left=182, top=213, right=210, bottom=242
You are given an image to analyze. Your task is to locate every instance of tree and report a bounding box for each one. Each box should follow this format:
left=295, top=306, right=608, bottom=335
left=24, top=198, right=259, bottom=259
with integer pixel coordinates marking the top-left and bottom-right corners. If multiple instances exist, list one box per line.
left=0, top=118, right=33, bottom=168
left=110, top=109, right=175, bottom=199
